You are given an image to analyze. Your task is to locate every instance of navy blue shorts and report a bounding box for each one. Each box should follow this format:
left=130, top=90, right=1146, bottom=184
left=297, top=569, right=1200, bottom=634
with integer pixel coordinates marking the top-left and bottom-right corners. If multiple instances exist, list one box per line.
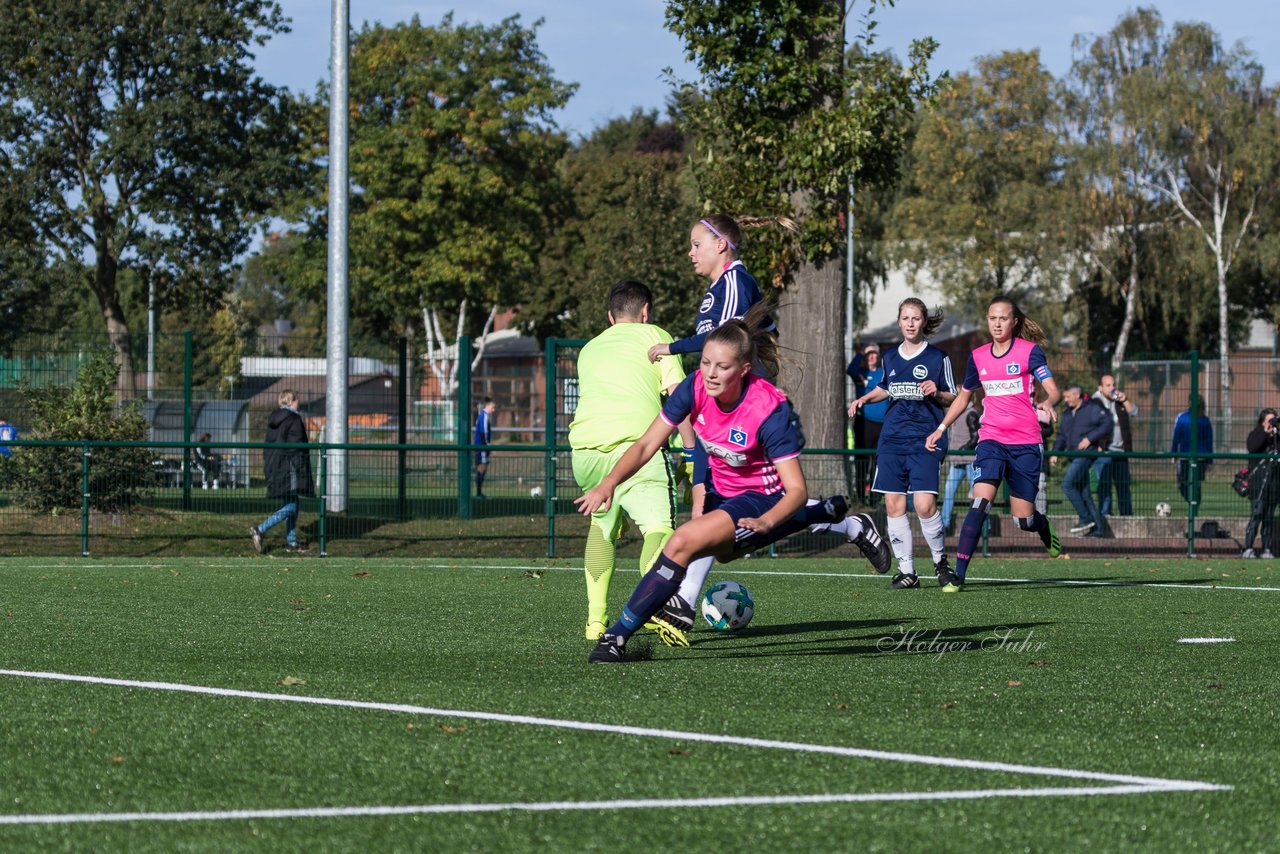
left=475, top=450, right=490, bottom=465
left=705, top=489, right=788, bottom=558
left=971, top=440, right=1042, bottom=501
left=872, top=445, right=945, bottom=495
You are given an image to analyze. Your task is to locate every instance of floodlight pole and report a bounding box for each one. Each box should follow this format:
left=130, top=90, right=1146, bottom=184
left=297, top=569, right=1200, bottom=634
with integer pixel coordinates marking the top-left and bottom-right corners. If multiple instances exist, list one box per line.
left=325, top=0, right=350, bottom=513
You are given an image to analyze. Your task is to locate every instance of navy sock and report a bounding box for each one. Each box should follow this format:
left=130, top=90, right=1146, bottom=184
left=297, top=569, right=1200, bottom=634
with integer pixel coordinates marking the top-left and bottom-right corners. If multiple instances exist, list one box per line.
left=612, top=553, right=686, bottom=640
left=955, top=506, right=989, bottom=580
left=475, top=472, right=486, bottom=495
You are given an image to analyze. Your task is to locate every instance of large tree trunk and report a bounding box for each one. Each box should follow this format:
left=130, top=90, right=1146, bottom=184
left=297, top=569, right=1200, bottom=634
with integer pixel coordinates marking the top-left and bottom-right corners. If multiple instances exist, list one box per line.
left=90, top=234, right=136, bottom=399
left=776, top=254, right=845, bottom=496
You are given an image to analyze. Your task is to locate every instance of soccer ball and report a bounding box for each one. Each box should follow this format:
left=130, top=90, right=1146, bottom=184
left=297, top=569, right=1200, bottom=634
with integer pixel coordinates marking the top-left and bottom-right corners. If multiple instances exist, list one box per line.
left=1155, top=501, right=1172, bottom=518
left=530, top=485, right=544, bottom=499
left=701, top=580, right=755, bottom=631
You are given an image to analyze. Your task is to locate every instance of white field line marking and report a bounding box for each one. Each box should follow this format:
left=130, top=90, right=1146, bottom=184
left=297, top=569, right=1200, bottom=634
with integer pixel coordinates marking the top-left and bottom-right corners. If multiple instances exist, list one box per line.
left=1, top=670, right=1229, bottom=795
left=0, top=785, right=1198, bottom=826
left=19, top=561, right=1280, bottom=593
left=1178, top=637, right=1237, bottom=644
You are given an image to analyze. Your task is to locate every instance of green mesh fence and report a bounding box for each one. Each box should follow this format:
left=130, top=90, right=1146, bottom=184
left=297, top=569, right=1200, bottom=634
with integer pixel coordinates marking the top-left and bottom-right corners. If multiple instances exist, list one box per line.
left=0, top=335, right=1275, bottom=558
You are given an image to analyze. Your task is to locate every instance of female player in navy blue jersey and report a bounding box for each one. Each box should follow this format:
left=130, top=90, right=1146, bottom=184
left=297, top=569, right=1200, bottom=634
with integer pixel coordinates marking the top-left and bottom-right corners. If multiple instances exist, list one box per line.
left=850, top=298, right=957, bottom=589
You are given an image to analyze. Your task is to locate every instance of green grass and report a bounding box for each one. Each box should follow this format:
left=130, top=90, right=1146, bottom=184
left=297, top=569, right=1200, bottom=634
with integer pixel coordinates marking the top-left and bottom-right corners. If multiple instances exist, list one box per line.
left=0, top=554, right=1276, bottom=851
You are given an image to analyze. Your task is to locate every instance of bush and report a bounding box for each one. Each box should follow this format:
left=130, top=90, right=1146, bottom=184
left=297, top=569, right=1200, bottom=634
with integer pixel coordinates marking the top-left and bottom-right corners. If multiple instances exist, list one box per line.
left=13, top=350, right=154, bottom=513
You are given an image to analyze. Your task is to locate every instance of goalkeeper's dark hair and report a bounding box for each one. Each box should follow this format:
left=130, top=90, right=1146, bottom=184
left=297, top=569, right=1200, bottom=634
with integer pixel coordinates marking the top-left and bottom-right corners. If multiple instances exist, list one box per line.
left=607, top=280, right=652, bottom=320
left=704, top=301, right=780, bottom=377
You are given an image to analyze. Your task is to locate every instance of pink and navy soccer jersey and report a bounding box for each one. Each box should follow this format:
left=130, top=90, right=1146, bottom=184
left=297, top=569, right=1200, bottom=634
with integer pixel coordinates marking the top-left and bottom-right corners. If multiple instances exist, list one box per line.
left=875, top=342, right=956, bottom=450
left=660, top=372, right=801, bottom=497
left=667, top=260, right=776, bottom=356
left=963, top=338, right=1053, bottom=446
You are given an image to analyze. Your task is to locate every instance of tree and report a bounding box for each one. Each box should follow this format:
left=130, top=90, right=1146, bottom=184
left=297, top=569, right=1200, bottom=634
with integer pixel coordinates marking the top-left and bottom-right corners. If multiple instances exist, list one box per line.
left=665, top=0, right=936, bottom=452
left=889, top=50, right=1071, bottom=329
left=1129, top=17, right=1280, bottom=423
left=0, top=0, right=304, bottom=395
left=271, top=14, right=574, bottom=398
left=13, top=350, right=153, bottom=513
left=523, top=110, right=701, bottom=341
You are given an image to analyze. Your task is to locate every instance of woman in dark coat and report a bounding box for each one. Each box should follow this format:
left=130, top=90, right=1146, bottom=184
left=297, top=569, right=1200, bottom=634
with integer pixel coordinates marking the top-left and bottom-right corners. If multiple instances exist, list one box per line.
left=250, top=390, right=315, bottom=553
left=1242, top=407, right=1280, bottom=559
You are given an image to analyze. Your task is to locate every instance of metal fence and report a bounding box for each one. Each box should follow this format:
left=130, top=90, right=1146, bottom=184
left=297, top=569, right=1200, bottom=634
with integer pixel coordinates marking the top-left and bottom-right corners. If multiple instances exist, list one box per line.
left=0, top=334, right=1276, bottom=558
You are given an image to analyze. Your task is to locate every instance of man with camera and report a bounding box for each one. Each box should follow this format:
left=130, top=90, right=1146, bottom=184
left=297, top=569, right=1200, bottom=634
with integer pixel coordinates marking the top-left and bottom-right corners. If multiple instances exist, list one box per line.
left=1092, top=375, right=1137, bottom=517
left=1242, top=407, right=1280, bottom=559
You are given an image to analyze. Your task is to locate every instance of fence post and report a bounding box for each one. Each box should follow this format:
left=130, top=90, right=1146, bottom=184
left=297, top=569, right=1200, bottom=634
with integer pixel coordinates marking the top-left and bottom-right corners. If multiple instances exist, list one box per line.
left=1187, top=351, right=1200, bottom=557
left=318, top=449, right=327, bottom=557
left=182, top=331, right=193, bottom=512
left=545, top=338, right=558, bottom=558
left=80, top=441, right=91, bottom=557
left=397, top=336, right=408, bottom=522
left=458, top=336, right=473, bottom=521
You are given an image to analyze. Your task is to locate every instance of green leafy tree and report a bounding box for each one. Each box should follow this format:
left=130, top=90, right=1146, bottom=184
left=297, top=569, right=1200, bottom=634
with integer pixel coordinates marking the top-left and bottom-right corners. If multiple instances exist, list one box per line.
left=1125, top=15, right=1280, bottom=423
left=889, top=50, right=1070, bottom=332
left=13, top=350, right=152, bottom=513
left=273, top=14, right=573, bottom=396
left=524, top=110, right=701, bottom=341
left=665, top=0, right=937, bottom=449
left=0, top=0, right=305, bottom=395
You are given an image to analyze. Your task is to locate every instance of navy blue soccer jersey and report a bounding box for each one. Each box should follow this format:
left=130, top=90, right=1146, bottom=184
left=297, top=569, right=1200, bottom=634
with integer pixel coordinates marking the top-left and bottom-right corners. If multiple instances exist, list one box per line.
left=668, top=260, right=777, bottom=356
left=875, top=342, right=956, bottom=450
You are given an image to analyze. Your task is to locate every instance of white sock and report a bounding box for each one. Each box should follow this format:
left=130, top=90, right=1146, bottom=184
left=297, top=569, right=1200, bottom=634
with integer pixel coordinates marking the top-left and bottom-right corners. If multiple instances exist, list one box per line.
left=887, top=514, right=914, bottom=574
left=919, top=510, right=947, bottom=562
left=810, top=514, right=864, bottom=542
left=677, top=555, right=716, bottom=607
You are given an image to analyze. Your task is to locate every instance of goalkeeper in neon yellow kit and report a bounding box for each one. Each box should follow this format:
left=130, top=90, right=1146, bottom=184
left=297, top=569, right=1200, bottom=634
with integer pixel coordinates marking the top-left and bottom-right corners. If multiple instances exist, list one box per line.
left=570, top=281, right=696, bottom=640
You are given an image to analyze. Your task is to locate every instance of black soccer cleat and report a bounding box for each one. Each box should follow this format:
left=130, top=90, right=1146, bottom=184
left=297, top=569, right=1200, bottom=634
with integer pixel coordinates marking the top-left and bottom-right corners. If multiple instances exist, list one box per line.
left=890, top=571, right=920, bottom=590
left=935, top=556, right=963, bottom=591
left=588, top=633, right=626, bottom=664
left=851, top=513, right=892, bottom=574
left=645, top=595, right=695, bottom=647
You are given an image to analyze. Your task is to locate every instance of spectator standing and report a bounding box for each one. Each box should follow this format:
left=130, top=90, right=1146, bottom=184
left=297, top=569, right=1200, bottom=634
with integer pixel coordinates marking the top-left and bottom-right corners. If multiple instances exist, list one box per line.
left=1091, top=375, right=1137, bottom=516
left=0, top=418, right=17, bottom=459
left=250, top=390, right=314, bottom=554
left=1241, top=408, right=1280, bottom=559
left=848, top=343, right=887, bottom=503
left=473, top=398, right=496, bottom=499
left=1171, top=396, right=1213, bottom=503
left=1051, top=386, right=1113, bottom=538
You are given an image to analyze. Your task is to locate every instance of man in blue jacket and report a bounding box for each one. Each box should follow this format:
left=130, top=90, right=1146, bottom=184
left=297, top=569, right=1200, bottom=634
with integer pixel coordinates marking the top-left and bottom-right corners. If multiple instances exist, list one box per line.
left=1171, top=395, right=1214, bottom=503
left=1051, top=385, right=1113, bottom=537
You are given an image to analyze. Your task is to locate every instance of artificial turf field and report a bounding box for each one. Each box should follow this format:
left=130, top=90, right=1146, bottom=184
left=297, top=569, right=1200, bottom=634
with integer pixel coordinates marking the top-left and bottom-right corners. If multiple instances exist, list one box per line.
left=0, top=553, right=1275, bottom=851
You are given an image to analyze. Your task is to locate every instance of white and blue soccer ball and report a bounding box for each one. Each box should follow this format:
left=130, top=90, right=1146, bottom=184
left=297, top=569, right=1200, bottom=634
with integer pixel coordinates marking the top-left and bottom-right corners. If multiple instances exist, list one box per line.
left=530, top=485, right=544, bottom=499
left=1155, top=501, right=1172, bottom=518
left=701, top=580, right=755, bottom=631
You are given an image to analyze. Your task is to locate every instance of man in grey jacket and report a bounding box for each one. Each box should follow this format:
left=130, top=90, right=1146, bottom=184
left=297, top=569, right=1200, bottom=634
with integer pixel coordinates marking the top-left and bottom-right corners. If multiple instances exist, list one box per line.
left=1051, top=386, right=1113, bottom=537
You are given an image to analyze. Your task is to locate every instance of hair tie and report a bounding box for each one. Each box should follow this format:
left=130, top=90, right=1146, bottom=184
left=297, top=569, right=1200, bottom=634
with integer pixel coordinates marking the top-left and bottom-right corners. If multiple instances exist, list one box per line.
left=699, top=219, right=737, bottom=252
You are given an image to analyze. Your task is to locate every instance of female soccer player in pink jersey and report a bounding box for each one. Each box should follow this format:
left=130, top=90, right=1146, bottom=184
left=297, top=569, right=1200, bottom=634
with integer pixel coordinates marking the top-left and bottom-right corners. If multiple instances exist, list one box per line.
left=925, top=295, right=1063, bottom=590
left=577, top=305, right=890, bottom=663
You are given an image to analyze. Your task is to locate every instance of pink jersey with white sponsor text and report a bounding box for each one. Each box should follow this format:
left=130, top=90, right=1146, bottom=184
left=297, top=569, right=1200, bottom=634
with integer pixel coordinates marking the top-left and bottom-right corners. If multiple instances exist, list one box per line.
left=963, top=338, right=1053, bottom=446
left=661, top=373, right=801, bottom=497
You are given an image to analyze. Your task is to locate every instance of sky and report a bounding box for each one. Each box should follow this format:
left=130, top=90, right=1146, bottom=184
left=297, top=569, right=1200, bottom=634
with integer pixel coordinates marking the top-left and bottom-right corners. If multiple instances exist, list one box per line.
left=252, top=1, right=1280, bottom=139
